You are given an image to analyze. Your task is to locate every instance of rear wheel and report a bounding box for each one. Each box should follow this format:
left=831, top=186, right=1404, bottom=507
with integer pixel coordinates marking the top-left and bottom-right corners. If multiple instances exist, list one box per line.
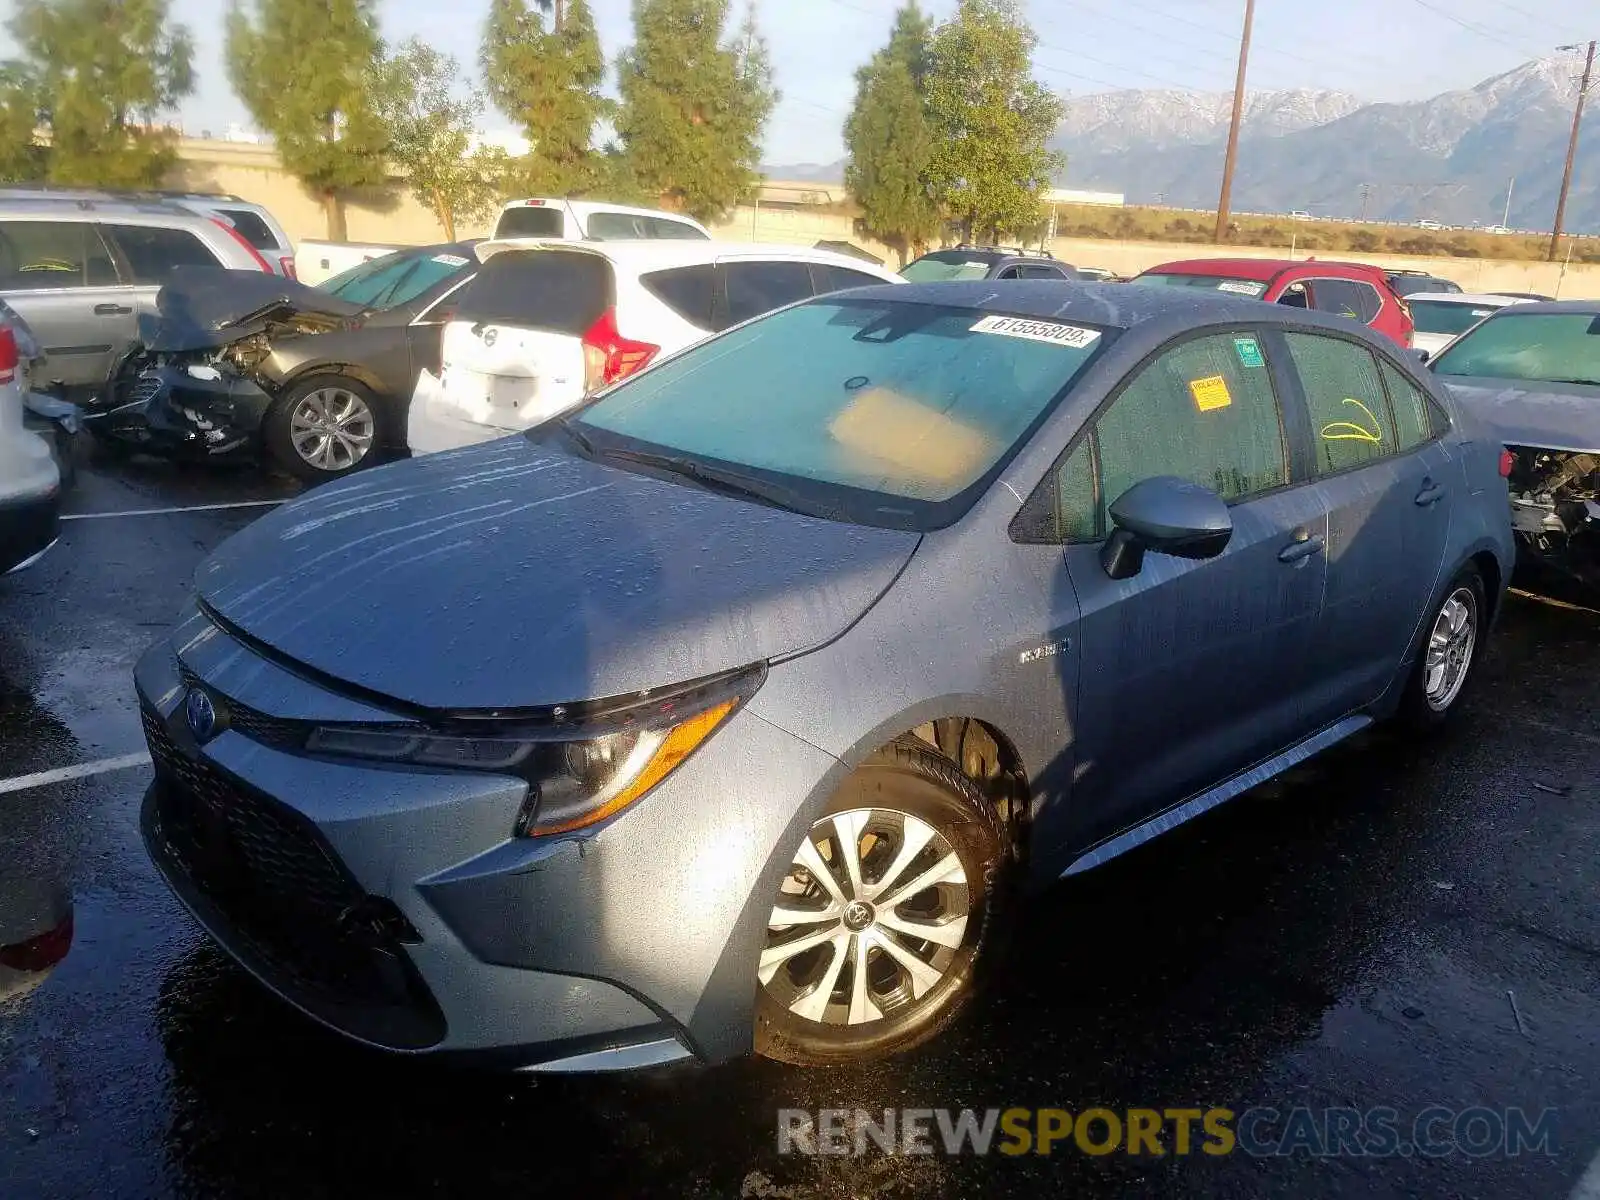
left=264, top=375, right=383, bottom=484
left=754, top=742, right=1007, bottom=1066
left=1399, top=565, right=1484, bottom=731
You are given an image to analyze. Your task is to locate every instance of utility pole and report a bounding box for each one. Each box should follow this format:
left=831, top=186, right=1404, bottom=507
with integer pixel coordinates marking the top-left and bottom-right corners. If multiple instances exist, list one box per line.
left=1502, top=176, right=1515, bottom=228
left=1214, top=0, right=1257, bottom=243
left=1549, top=40, right=1596, bottom=262
left=1359, top=183, right=1372, bottom=221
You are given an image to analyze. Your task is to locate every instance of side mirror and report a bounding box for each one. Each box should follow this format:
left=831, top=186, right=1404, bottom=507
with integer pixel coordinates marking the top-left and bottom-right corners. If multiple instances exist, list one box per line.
left=1100, top=476, right=1233, bottom=580
left=1411, top=347, right=1431, bottom=364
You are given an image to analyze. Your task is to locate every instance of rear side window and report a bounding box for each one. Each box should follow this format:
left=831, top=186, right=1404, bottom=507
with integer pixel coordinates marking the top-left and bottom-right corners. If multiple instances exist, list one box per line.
left=813, top=264, right=888, bottom=294
left=587, top=211, right=707, bottom=240
left=455, top=250, right=613, bottom=333
left=0, top=220, right=119, bottom=289
left=494, top=205, right=564, bottom=239
left=1284, top=332, right=1396, bottom=474
left=723, top=260, right=815, bottom=327
left=1308, top=279, right=1374, bottom=324
left=641, top=265, right=715, bottom=327
left=103, top=225, right=221, bottom=284
left=215, top=208, right=281, bottom=250
left=1382, top=360, right=1447, bottom=449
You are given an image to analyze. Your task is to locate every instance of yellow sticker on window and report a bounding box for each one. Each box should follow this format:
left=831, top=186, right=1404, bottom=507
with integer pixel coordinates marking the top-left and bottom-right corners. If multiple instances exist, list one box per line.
left=1189, top=375, right=1232, bottom=412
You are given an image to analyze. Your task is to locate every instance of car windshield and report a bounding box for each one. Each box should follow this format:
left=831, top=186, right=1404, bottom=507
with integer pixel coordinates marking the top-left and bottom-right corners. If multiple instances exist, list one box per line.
left=319, top=248, right=473, bottom=310
left=1133, top=272, right=1268, bottom=297
left=900, top=253, right=997, bottom=282
left=1431, top=311, right=1600, bottom=386
left=567, top=297, right=1113, bottom=531
left=1410, top=298, right=1504, bottom=337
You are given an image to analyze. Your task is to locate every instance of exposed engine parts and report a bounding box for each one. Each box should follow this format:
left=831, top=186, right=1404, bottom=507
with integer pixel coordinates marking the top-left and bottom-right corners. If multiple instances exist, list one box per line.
left=1506, top=447, right=1600, bottom=586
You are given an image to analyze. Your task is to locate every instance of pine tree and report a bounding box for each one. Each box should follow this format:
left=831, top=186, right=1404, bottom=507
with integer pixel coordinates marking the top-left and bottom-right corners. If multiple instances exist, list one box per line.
left=0, top=0, right=194, bottom=187
left=923, top=0, right=1063, bottom=241
left=226, top=0, right=390, bottom=240
left=844, top=3, right=939, bottom=266
left=615, top=0, right=777, bottom=222
left=480, top=0, right=607, bottom=195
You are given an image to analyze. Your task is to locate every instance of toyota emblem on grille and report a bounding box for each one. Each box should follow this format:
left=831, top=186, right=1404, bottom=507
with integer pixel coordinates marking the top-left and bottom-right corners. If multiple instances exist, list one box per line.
left=185, top=688, right=220, bottom=743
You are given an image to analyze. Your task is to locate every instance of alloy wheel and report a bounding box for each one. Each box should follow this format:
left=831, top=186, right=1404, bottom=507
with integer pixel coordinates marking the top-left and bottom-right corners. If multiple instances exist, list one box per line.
left=289, top=387, right=375, bottom=473
left=760, top=807, right=972, bottom=1026
left=1423, top=585, right=1477, bottom=711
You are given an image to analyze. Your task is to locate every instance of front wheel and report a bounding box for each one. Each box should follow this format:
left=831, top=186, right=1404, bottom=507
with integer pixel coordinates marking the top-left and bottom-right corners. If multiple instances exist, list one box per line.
left=1399, top=565, right=1485, bottom=731
left=264, top=375, right=384, bottom=484
left=754, top=742, right=1007, bottom=1066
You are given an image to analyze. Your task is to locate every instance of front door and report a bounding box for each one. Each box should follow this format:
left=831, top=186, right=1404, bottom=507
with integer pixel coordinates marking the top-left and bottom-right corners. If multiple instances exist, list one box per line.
left=1042, top=329, right=1329, bottom=854
left=0, top=220, right=134, bottom=390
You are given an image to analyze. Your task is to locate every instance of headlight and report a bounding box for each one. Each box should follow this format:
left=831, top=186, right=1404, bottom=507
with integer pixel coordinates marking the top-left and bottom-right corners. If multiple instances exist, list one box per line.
left=304, top=667, right=763, bottom=837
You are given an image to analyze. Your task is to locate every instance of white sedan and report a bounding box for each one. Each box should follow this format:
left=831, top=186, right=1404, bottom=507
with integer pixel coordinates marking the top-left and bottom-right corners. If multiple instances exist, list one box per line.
left=1408, top=293, right=1536, bottom=358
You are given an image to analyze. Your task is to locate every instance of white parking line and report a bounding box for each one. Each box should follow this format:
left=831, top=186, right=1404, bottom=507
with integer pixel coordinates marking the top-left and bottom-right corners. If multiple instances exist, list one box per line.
left=1572, top=1145, right=1600, bottom=1200
left=61, top=499, right=286, bottom=522
left=0, top=752, right=151, bottom=796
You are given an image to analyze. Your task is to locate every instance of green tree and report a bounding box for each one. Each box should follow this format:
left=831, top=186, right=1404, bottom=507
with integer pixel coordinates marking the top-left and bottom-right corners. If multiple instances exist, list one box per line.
left=844, top=3, right=939, bottom=266
left=226, top=0, right=390, bottom=240
left=615, top=0, right=777, bottom=222
left=0, top=0, right=194, bottom=187
left=373, top=39, right=507, bottom=240
left=923, top=0, right=1063, bottom=242
left=481, top=0, right=607, bottom=196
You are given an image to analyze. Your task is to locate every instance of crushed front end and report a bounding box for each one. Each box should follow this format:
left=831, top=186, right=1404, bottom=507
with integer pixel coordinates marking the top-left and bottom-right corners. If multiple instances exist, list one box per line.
left=1507, top=447, right=1600, bottom=588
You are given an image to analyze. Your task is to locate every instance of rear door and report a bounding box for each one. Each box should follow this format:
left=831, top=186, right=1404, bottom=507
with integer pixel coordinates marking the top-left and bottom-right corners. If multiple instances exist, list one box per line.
left=0, top=218, right=132, bottom=389
left=1273, top=329, right=1453, bottom=720
left=434, top=249, right=611, bottom=432
left=99, top=222, right=230, bottom=335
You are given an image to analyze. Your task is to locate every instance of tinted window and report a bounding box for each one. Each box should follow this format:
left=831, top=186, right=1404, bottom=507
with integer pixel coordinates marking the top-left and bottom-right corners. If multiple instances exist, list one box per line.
left=455, top=249, right=612, bottom=333
left=574, top=299, right=1111, bottom=529
left=1382, top=360, right=1446, bottom=450
left=217, top=208, right=281, bottom=250
left=320, top=247, right=473, bottom=310
left=641, top=265, right=715, bottom=327
left=814, top=264, right=888, bottom=294
left=1409, top=298, right=1503, bottom=337
left=1351, top=283, right=1383, bottom=323
left=0, top=220, right=118, bottom=289
left=1020, top=264, right=1068, bottom=279
left=900, top=253, right=998, bottom=282
left=104, top=225, right=220, bottom=284
left=1284, top=332, right=1395, bottom=474
left=1308, top=279, right=1371, bottom=323
left=723, top=260, right=815, bottom=326
left=1134, top=272, right=1268, bottom=297
left=996, top=266, right=1022, bottom=280
left=1431, top=312, right=1600, bottom=386
left=1093, top=331, right=1287, bottom=526
left=586, top=211, right=707, bottom=240
left=494, top=205, right=564, bottom=238
left=1053, top=437, right=1098, bottom=542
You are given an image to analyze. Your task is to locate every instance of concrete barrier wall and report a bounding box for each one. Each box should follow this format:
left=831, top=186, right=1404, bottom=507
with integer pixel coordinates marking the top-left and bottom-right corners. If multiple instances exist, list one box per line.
left=165, top=139, right=1600, bottom=299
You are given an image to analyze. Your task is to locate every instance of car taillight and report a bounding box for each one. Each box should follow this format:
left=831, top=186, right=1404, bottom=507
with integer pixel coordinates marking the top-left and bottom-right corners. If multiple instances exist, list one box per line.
left=1499, top=448, right=1515, bottom=478
left=208, top=217, right=274, bottom=273
left=0, top=326, right=17, bottom=384
left=279, top=256, right=298, bottom=279
left=581, top=308, right=659, bottom=391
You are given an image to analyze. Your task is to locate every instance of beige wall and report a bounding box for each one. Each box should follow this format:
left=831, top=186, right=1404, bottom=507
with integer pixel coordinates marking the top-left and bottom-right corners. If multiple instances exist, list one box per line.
left=167, top=139, right=1600, bottom=299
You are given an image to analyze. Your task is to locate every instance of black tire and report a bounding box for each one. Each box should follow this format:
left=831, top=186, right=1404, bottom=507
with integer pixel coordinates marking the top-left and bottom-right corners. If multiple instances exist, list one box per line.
left=263, top=374, right=386, bottom=485
left=1398, top=564, right=1485, bottom=733
left=86, top=428, right=132, bottom=465
left=754, top=741, right=1009, bottom=1066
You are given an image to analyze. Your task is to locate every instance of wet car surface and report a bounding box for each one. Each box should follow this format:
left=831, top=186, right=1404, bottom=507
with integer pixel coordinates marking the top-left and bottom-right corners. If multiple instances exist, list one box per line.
left=1, top=456, right=1597, bottom=1198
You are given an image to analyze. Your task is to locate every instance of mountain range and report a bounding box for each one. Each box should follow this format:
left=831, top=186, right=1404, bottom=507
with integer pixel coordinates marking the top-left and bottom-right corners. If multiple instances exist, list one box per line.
left=764, top=57, right=1600, bottom=232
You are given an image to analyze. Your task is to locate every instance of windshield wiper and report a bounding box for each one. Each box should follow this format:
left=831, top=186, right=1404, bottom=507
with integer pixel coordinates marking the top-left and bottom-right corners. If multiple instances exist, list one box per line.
left=1547, top=378, right=1600, bottom=387
left=551, top=415, right=596, bottom=457
left=599, top=447, right=814, bottom=514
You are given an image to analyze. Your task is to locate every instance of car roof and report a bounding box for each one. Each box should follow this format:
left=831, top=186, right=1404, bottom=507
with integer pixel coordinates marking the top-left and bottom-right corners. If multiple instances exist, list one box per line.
left=1146, top=257, right=1387, bottom=282
left=474, top=238, right=902, bottom=277
left=0, top=195, right=219, bottom=224
left=498, top=197, right=709, bottom=227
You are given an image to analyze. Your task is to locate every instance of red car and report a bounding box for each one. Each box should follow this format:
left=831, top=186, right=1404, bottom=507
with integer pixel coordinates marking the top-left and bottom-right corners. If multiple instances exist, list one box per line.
left=1133, top=258, right=1415, bottom=347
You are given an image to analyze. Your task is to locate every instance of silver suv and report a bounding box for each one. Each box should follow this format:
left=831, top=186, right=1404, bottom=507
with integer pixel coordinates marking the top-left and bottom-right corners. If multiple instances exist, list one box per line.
left=0, top=195, right=272, bottom=394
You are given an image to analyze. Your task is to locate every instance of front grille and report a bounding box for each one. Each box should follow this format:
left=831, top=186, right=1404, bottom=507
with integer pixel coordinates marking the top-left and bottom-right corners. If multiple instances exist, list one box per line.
left=141, top=706, right=445, bottom=1049
left=176, top=664, right=308, bottom=751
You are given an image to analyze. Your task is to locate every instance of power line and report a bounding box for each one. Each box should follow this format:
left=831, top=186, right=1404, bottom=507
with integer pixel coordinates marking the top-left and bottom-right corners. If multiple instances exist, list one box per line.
left=1403, top=0, right=1553, bottom=59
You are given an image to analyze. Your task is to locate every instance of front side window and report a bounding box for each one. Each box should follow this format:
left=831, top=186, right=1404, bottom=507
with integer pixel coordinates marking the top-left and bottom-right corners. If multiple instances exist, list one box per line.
left=1090, top=331, right=1288, bottom=530
left=814, top=264, right=889, bottom=294
left=722, top=260, right=815, bottom=326
left=1430, top=312, right=1600, bottom=387
left=103, top=225, right=220, bottom=284
left=572, top=298, right=1112, bottom=529
left=0, top=220, right=117, bottom=289
left=1284, top=332, right=1395, bottom=474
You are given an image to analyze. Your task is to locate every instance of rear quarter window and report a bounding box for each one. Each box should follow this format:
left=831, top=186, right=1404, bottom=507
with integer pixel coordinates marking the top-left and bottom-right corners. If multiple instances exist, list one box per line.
left=216, top=208, right=281, bottom=251
left=455, top=250, right=613, bottom=333
left=641, top=265, right=715, bottom=327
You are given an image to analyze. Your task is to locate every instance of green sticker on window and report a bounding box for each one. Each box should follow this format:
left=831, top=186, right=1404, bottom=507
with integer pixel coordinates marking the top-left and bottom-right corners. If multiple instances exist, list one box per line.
left=1234, top=337, right=1264, bottom=368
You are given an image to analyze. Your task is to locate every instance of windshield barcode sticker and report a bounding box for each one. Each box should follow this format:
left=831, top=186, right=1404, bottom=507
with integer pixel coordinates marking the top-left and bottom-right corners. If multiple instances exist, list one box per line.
left=969, top=315, right=1101, bottom=348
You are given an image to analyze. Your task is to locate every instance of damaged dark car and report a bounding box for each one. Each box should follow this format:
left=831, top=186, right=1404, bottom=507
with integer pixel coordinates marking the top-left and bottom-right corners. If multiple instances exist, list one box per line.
left=84, top=243, right=478, bottom=482
left=1431, top=301, right=1600, bottom=591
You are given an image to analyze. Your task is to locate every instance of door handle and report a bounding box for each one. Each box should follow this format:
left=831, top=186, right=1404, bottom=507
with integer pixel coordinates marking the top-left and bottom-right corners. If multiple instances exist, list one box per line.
left=1278, top=532, right=1326, bottom=563
left=93, top=303, right=132, bottom=316
left=1414, top=479, right=1445, bottom=506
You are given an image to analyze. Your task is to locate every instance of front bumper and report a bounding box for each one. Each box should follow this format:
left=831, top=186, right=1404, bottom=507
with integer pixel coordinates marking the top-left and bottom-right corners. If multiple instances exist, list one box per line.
left=135, top=610, right=838, bottom=1067
left=85, top=363, right=273, bottom=460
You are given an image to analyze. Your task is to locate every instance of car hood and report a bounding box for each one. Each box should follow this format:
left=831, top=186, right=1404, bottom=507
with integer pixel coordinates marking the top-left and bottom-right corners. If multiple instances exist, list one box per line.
left=195, top=437, right=921, bottom=711
left=1440, top=376, right=1600, bottom=453
left=142, top=266, right=366, bottom=351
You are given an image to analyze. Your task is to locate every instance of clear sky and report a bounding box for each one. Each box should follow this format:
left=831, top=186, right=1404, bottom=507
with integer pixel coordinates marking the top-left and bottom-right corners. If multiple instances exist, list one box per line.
left=11, top=0, right=1600, bottom=165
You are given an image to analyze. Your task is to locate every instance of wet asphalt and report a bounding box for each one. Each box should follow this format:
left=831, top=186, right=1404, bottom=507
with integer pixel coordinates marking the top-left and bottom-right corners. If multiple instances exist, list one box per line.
left=1, top=456, right=1598, bottom=1200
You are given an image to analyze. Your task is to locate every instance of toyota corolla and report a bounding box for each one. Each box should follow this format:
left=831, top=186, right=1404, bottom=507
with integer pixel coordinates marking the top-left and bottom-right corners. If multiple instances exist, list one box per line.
left=136, top=283, right=1513, bottom=1071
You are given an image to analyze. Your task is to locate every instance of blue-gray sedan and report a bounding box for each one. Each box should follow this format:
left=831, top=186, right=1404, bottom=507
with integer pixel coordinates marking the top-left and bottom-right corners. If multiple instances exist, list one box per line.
left=136, top=282, right=1515, bottom=1070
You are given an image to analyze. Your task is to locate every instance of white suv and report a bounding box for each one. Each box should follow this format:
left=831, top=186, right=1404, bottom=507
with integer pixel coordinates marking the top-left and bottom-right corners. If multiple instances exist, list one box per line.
left=492, top=198, right=712, bottom=242
left=407, top=240, right=902, bottom=455
left=0, top=318, right=61, bottom=576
